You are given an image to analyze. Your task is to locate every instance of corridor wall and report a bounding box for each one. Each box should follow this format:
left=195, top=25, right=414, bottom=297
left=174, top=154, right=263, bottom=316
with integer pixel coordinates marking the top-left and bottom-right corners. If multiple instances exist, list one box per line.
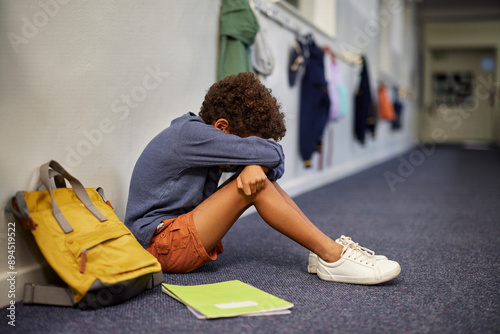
left=0, top=0, right=418, bottom=307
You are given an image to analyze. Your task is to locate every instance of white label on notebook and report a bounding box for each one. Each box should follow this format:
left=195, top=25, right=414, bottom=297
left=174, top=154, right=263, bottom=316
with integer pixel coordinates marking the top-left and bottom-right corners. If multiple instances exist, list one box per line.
left=214, top=301, right=258, bottom=309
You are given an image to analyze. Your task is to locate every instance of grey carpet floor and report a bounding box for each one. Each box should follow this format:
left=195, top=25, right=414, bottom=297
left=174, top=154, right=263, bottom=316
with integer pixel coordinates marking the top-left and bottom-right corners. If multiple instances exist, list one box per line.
left=2, top=145, right=499, bottom=334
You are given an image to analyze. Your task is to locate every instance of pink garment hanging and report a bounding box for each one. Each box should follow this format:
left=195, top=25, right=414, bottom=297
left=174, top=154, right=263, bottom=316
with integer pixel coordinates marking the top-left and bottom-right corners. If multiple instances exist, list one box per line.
left=324, top=49, right=347, bottom=122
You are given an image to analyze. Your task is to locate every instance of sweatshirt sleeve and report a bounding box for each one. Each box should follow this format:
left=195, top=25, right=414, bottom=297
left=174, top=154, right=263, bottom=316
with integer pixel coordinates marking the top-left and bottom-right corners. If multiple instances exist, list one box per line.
left=175, top=116, right=285, bottom=180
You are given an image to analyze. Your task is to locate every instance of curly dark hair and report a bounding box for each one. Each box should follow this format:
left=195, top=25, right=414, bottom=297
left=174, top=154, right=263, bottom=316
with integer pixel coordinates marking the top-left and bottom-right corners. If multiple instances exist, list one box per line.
left=199, top=72, right=286, bottom=141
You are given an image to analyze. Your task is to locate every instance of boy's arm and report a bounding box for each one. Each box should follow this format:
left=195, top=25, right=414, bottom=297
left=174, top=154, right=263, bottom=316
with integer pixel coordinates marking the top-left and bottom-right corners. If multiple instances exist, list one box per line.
left=177, top=119, right=285, bottom=179
left=218, top=165, right=270, bottom=190
left=218, top=165, right=270, bottom=196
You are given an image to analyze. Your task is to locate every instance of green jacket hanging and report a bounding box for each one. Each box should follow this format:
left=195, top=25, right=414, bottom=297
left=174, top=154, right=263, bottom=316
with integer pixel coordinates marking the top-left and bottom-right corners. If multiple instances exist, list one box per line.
left=218, top=0, right=259, bottom=80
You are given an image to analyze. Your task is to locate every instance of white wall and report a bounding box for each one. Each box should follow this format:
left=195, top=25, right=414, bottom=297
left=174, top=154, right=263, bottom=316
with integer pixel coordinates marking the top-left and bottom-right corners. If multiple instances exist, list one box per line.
left=257, top=0, right=417, bottom=196
left=0, top=0, right=417, bottom=307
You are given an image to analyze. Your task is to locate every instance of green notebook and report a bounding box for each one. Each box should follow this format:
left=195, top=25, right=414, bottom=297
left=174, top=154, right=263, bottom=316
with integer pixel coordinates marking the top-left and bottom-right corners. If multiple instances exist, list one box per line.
left=162, top=280, right=293, bottom=319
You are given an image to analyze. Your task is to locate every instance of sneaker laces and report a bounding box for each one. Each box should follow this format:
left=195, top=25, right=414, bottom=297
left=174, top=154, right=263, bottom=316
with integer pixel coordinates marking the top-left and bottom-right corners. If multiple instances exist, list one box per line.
left=338, top=235, right=377, bottom=266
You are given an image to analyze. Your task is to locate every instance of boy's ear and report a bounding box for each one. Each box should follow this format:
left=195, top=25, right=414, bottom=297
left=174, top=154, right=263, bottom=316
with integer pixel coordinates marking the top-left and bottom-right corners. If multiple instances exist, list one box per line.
left=214, top=118, right=230, bottom=133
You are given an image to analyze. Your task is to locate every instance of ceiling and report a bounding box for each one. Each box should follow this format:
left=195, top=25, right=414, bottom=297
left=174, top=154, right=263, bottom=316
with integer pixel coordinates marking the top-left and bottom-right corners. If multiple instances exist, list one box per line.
left=416, top=0, right=500, bottom=22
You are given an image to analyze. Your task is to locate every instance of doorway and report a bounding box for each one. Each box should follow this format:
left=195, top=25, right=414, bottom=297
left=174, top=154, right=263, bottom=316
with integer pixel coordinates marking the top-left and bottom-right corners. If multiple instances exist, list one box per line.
left=419, top=48, right=497, bottom=145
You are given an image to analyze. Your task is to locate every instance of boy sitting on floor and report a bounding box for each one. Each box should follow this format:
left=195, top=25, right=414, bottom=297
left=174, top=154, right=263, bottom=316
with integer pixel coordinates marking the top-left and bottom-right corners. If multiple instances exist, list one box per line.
left=125, top=72, right=400, bottom=285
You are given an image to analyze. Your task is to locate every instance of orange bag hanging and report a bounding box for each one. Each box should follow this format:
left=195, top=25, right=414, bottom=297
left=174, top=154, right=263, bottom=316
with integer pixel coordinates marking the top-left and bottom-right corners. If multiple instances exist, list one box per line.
left=378, top=84, right=396, bottom=121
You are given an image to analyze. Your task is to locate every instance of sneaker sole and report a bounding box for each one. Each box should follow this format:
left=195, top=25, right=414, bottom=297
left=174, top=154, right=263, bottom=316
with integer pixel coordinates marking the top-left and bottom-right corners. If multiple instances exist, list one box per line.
left=308, top=255, right=389, bottom=275
left=317, top=264, right=401, bottom=285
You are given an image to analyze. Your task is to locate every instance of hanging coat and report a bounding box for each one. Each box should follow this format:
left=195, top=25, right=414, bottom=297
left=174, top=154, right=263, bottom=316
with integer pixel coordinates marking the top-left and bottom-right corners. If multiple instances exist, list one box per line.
left=299, top=35, right=330, bottom=167
left=392, top=86, right=404, bottom=130
left=250, top=11, right=275, bottom=77
left=288, top=34, right=311, bottom=87
left=325, top=57, right=348, bottom=122
left=218, top=0, right=259, bottom=80
left=354, top=57, right=376, bottom=145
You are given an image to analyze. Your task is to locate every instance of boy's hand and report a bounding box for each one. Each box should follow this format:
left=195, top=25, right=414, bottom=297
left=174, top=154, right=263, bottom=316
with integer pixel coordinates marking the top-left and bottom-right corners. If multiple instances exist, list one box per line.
left=237, top=165, right=268, bottom=195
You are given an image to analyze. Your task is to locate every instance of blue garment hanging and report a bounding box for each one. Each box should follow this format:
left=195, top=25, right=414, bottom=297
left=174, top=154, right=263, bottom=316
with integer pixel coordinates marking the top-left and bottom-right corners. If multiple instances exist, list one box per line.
left=299, top=34, right=330, bottom=167
left=392, top=86, right=403, bottom=130
left=354, top=56, right=376, bottom=145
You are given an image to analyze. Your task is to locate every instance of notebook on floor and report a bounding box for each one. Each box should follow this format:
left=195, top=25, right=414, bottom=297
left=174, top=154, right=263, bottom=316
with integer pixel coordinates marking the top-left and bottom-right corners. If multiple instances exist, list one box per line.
left=162, top=280, right=293, bottom=319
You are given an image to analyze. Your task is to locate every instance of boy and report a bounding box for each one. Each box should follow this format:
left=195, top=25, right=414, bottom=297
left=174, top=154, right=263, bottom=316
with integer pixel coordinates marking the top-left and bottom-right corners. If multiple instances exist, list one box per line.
left=125, top=72, right=400, bottom=284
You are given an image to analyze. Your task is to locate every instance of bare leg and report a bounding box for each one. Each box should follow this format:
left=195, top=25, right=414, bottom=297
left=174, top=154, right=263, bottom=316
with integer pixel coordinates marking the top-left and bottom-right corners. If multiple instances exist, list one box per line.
left=192, top=178, right=342, bottom=262
left=273, top=182, right=330, bottom=237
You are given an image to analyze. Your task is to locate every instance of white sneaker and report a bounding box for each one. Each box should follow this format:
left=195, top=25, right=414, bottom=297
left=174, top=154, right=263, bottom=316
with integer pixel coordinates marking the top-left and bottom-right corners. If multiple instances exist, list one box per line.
left=307, top=235, right=387, bottom=274
left=313, top=236, right=400, bottom=285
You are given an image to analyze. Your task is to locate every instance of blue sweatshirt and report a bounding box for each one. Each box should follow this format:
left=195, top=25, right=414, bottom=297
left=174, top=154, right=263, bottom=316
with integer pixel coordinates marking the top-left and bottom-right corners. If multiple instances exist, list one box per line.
left=125, top=112, right=285, bottom=248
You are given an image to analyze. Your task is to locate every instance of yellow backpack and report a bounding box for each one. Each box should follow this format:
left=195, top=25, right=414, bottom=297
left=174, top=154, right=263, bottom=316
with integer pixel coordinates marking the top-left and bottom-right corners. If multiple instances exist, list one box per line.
left=7, top=160, right=163, bottom=309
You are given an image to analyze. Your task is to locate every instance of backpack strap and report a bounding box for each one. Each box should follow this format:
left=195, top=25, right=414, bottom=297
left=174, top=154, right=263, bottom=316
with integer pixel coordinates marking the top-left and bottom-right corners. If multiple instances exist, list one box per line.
left=23, top=272, right=163, bottom=308
left=23, top=283, right=75, bottom=307
left=39, top=160, right=108, bottom=234
left=36, top=169, right=67, bottom=191
left=4, top=192, right=36, bottom=230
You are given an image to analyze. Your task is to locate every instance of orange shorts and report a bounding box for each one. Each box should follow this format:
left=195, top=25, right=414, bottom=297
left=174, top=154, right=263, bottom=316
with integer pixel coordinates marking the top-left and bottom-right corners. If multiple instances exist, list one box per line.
left=146, top=212, right=223, bottom=273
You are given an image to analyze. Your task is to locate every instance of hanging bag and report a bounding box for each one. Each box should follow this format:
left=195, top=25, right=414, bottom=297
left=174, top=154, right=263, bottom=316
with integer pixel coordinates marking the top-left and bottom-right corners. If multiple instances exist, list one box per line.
left=6, top=160, right=163, bottom=309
